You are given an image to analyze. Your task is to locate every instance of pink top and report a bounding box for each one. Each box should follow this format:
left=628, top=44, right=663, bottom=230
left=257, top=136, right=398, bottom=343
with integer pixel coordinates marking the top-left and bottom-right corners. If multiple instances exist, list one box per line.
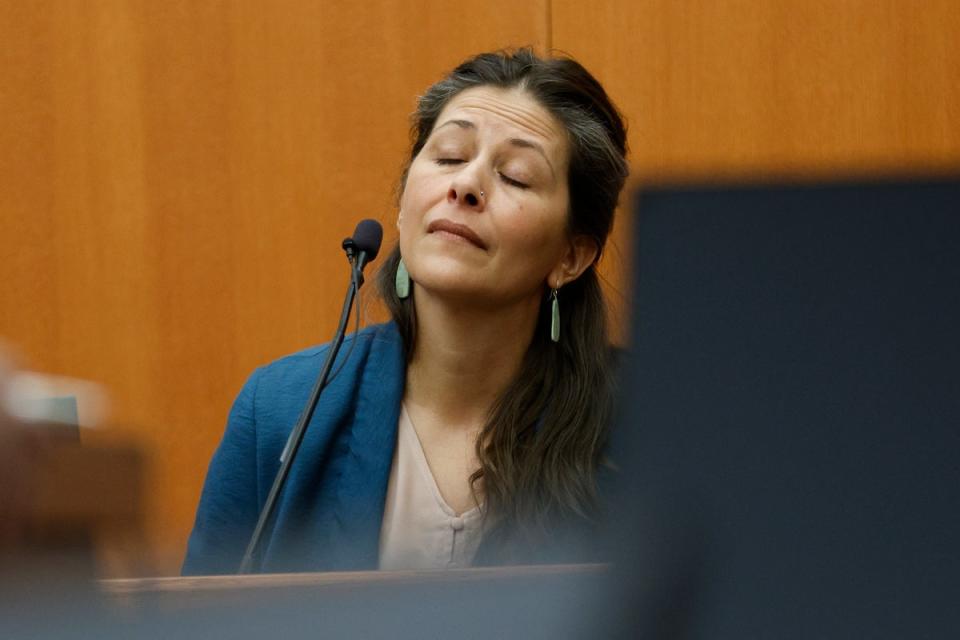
left=378, top=405, right=485, bottom=570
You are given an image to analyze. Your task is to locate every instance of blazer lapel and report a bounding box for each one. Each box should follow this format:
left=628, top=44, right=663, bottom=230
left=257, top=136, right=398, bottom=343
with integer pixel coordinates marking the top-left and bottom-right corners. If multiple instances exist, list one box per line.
left=329, top=323, right=405, bottom=568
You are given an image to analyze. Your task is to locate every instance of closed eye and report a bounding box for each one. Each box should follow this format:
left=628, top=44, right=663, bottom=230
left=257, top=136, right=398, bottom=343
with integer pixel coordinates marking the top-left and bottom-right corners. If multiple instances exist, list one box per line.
left=435, top=158, right=465, bottom=165
left=499, top=172, right=529, bottom=189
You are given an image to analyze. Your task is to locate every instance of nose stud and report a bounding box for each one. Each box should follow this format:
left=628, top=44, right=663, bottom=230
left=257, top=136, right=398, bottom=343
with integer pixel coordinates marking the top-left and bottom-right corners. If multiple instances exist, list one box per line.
left=479, top=191, right=485, bottom=198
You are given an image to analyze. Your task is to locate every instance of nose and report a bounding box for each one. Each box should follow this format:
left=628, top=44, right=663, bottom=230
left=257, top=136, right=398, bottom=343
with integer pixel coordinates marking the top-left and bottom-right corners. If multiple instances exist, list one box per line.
left=447, top=173, right=486, bottom=210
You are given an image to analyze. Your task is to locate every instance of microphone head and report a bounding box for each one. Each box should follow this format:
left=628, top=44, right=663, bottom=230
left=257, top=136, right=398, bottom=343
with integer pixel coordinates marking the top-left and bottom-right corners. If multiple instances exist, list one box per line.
left=352, top=219, right=383, bottom=261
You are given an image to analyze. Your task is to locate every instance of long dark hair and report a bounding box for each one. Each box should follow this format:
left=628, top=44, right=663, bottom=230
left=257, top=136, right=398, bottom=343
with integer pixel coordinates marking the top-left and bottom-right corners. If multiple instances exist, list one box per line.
left=376, top=49, right=629, bottom=559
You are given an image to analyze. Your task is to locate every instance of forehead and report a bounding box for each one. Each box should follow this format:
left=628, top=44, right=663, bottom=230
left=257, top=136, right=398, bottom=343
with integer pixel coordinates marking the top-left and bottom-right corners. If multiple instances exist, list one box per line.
left=433, top=86, right=568, bottom=159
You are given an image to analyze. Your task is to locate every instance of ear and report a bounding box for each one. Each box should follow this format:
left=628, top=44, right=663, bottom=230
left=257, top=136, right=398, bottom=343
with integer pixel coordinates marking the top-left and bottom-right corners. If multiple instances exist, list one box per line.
left=547, top=235, right=599, bottom=289
left=396, top=210, right=403, bottom=231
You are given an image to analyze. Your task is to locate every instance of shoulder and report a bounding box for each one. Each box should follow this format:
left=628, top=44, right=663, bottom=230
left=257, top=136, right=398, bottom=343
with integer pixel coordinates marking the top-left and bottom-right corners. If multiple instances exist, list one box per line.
left=254, top=321, right=403, bottom=385
left=264, top=321, right=401, bottom=366
left=240, top=322, right=404, bottom=425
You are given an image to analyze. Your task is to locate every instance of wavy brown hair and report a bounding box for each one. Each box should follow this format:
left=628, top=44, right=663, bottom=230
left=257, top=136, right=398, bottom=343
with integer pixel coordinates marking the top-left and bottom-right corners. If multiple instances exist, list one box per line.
left=376, top=49, right=628, bottom=561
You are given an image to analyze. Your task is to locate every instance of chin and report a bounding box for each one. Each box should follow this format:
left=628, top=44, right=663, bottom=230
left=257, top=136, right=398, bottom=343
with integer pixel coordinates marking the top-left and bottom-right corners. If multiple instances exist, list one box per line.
left=412, top=270, right=483, bottom=299
left=408, top=252, right=482, bottom=286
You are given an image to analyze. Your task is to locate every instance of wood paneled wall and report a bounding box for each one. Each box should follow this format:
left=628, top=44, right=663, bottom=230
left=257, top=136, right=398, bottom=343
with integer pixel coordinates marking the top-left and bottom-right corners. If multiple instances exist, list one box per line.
left=2, top=1, right=957, bottom=575
left=554, top=0, right=960, bottom=178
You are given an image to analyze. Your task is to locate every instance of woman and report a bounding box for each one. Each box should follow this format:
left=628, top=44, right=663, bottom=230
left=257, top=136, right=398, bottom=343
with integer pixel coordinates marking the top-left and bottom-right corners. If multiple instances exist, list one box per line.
left=183, top=48, right=628, bottom=575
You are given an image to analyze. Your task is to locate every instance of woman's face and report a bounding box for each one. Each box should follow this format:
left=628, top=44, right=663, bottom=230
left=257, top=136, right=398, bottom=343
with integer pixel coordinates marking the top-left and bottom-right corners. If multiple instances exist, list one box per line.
left=398, top=86, right=578, bottom=309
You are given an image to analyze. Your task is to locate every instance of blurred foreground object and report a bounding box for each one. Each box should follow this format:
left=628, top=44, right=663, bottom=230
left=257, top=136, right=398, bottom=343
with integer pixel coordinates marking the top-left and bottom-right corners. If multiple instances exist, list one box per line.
left=2, top=370, right=109, bottom=428
left=0, top=352, right=144, bottom=583
left=606, top=175, right=960, bottom=638
left=8, top=564, right=606, bottom=638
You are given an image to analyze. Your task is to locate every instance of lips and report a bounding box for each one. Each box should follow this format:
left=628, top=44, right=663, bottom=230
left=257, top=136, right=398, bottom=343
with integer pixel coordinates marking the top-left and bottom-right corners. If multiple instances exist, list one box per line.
left=427, top=219, right=488, bottom=250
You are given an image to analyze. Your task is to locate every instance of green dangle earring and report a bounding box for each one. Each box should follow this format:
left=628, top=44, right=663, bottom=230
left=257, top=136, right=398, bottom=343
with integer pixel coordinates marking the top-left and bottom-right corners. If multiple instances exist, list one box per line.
left=550, top=282, right=561, bottom=343
left=396, top=257, right=411, bottom=299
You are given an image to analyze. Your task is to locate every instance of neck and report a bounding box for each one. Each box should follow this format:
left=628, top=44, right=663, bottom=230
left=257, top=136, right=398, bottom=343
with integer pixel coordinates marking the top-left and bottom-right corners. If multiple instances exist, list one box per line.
left=404, top=290, right=541, bottom=429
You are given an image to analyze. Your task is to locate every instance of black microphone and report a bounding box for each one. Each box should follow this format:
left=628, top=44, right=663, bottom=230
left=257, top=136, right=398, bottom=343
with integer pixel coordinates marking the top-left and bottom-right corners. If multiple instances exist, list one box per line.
left=351, top=218, right=383, bottom=268
left=238, top=218, right=382, bottom=574
left=342, top=219, right=383, bottom=286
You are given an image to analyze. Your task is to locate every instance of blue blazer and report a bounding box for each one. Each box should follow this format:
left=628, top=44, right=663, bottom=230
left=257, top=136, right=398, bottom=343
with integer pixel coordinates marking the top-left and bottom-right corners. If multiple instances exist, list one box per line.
left=182, top=322, right=406, bottom=575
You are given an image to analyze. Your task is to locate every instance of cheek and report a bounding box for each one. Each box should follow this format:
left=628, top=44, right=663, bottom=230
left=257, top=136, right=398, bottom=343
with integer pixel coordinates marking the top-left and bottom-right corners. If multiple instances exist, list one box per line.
left=502, top=201, right=567, bottom=254
left=400, top=168, right=444, bottom=217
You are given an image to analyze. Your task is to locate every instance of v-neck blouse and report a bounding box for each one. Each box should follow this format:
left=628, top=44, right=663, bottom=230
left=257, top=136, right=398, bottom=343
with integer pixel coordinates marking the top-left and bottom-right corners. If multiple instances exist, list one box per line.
left=378, top=405, right=485, bottom=570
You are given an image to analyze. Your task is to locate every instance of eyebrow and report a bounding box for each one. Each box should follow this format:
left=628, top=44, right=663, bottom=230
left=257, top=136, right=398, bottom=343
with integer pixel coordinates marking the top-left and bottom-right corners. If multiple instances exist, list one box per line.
left=434, top=119, right=556, bottom=178
left=436, top=119, right=475, bottom=132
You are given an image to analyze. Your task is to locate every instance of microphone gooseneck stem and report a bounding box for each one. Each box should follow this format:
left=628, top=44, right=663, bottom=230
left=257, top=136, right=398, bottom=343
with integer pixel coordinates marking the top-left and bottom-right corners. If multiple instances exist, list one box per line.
left=353, top=251, right=371, bottom=287
left=237, top=267, right=360, bottom=575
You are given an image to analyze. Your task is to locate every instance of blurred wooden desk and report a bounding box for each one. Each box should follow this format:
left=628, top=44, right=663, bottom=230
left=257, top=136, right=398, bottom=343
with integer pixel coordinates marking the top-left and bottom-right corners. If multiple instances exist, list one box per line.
left=0, top=565, right=608, bottom=639
left=0, top=424, right=144, bottom=578
left=100, top=563, right=608, bottom=609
